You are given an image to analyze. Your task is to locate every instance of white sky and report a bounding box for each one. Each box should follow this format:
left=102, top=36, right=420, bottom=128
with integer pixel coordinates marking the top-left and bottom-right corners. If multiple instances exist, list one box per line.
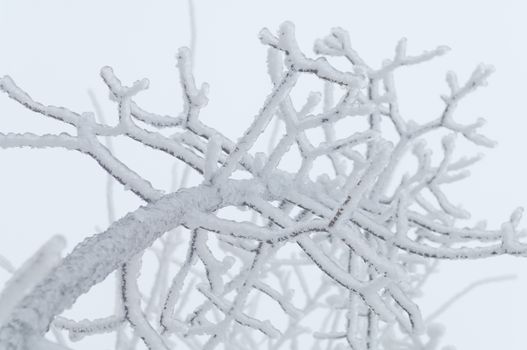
left=1, top=1, right=527, bottom=349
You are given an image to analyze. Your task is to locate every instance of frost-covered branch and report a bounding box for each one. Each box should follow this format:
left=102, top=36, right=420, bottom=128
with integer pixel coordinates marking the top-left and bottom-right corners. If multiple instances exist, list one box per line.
left=0, top=21, right=524, bottom=350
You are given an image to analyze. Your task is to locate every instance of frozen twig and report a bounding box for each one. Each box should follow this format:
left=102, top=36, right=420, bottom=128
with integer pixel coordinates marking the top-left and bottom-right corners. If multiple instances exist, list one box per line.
left=0, top=21, right=523, bottom=350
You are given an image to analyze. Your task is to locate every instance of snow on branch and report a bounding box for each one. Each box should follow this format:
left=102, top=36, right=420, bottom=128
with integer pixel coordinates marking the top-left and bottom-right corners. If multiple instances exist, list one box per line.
left=0, top=21, right=524, bottom=350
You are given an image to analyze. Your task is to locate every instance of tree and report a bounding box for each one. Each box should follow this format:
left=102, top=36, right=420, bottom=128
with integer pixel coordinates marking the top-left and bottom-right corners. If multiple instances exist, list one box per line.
left=0, top=20, right=524, bottom=350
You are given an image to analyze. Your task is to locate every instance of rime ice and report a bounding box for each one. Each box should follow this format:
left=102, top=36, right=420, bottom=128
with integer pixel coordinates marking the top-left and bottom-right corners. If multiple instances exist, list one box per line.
left=0, top=22, right=524, bottom=350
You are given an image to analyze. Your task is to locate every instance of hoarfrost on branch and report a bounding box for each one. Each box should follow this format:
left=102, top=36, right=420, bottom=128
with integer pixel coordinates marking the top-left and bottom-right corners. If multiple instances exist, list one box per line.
left=0, top=21, right=524, bottom=350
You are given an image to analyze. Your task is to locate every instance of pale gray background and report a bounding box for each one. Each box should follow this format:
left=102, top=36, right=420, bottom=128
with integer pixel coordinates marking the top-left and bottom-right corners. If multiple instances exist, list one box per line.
left=1, top=1, right=527, bottom=349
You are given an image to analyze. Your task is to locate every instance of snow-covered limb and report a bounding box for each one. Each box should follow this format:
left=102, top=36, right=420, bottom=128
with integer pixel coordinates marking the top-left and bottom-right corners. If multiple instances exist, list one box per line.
left=253, top=281, right=302, bottom=318
left=197, top=284, right=281, bottom=339
left=0, top=21, right=523, bottom=350
left=0, top=180, right=264, bottom=349
left=0, top=236, right=65, bottom=329
left=121, top=255, right=170, bottom=350
left=313, top=26, right=449, bottom=79
left=53, top=315, right=124, bottom=341
left=259, top=22, right=366, bottom=88
left=0, top=77, right=115, bottom=136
